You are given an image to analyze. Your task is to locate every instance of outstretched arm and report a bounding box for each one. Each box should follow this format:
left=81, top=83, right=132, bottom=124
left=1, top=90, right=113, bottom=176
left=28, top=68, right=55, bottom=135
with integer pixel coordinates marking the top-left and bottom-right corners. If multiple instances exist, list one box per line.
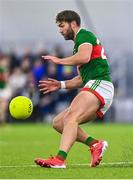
left=42, top=44, right=92, bottom=66
left=64, top=75, right=83, bottom=89
left=39, top=75, right=83, bottom=94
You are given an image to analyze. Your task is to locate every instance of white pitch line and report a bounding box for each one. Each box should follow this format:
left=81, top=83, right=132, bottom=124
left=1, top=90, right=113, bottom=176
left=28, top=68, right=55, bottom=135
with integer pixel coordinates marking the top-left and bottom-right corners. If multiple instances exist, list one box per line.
left=102, top=161, right=133, bottom=165
left=0, top=165, right=36, bottom=168
left=71, top=162, right=133, bottom=166
left=0, top=162, right=133, bottom=168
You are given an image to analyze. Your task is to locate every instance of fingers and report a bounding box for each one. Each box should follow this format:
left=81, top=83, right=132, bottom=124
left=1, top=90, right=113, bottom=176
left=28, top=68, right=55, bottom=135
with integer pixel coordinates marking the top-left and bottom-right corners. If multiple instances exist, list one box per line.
left=48, top=78, right=56, bottom=82
left=38, top=80, right=53, bottom=86
left=39, top=78, right=55, bottom=83
left=38, top=78, right=58, bottom=94
left=42, top=55, right=53, bottom=60
left=39, top=87, right=48, bottom=92
left=41, top=56, right=47, bottom=59
left=38, top=81, right=52, bottom=94
left=43, top=90, right=50, bottom=94
left=38, top=78, right=57, bottom=87
left=39, top=87, right=50, bottom=94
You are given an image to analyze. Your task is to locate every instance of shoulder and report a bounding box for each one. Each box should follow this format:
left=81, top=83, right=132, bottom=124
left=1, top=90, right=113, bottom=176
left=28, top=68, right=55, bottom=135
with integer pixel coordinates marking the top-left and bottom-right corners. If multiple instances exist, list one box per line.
left=75, top=29, right=97, bottom=45
left=77, top=29, right=96, bottom=39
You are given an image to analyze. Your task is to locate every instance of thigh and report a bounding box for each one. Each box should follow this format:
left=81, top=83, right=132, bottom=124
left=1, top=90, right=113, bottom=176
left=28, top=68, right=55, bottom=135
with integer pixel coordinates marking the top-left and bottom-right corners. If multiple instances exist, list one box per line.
left=66, top=91, right=100, bottom=124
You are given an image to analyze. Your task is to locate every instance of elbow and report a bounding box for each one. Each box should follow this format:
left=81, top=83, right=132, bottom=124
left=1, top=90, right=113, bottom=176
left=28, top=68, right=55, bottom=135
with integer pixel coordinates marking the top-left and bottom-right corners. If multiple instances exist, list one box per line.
left=82, top=55, right=91, bottom=64
left=78, top=52, right=91, bottom=64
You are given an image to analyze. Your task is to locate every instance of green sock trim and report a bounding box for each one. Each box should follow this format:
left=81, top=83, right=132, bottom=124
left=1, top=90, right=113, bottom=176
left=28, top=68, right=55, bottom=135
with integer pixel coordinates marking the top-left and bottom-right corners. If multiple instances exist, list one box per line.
left=84, top=137, right=96, bottom=146
left=57, top=150, right=67, bottom=160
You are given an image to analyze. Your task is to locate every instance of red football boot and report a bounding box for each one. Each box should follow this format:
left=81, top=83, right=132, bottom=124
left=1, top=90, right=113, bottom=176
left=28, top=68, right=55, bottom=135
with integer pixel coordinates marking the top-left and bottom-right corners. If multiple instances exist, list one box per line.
left=35, top=156, right=66, bottom=168
left=90, top=140, right=108, bottom=167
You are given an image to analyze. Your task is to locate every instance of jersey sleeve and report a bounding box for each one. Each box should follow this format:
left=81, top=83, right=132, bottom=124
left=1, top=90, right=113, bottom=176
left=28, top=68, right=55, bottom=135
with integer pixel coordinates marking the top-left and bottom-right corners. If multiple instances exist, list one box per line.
left=76, top=32, right=96, bottom=50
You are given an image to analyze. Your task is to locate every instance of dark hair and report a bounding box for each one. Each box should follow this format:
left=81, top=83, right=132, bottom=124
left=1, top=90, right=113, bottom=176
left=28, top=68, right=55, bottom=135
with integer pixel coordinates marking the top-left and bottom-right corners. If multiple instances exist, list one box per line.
left=56, top=10, right=81, bottom=26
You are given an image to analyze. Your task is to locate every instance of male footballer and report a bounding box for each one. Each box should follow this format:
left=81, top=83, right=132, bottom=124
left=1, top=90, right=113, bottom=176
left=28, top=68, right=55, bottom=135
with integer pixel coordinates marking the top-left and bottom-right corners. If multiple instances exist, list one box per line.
left=35, top=10, right=114, bottom=168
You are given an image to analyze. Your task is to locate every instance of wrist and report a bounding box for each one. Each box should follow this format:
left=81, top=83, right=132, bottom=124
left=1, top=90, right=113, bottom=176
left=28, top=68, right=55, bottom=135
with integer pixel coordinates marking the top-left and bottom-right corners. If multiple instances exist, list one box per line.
left=60, top=81, right=66, bottom=89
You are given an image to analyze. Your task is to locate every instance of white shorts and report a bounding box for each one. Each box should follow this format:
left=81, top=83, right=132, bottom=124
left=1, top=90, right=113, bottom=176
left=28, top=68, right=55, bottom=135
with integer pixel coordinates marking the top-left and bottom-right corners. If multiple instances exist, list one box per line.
left=82, top=80, right=114, bottom=119
left=0, top=86, right=12, bottom=100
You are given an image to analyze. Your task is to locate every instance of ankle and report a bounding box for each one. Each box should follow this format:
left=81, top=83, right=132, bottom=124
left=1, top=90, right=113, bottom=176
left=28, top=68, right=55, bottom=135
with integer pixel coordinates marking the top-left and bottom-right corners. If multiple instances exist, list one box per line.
left=89, top=140, right=99, bottom=147
left=84, top=136, right=99, bottom=147
left=57, top=150, right=67, bottom=160
left=56, top=155, right=65, bottom=161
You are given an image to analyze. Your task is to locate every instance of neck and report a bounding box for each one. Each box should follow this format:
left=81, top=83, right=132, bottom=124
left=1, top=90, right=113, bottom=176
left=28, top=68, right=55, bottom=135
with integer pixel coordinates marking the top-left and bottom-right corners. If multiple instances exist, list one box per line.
left=73, top=27, right=81, bottom=41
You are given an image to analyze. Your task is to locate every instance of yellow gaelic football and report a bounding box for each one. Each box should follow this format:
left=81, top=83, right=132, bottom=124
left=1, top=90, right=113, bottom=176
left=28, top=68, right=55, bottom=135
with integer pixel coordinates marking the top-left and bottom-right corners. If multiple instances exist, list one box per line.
left=9, top=96, right=33, bottom=119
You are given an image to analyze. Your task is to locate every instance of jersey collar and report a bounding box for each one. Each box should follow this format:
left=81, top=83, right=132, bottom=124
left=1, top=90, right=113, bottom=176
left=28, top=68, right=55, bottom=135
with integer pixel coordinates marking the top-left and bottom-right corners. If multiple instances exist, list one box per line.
left=74, top=28, right=82, bottom=42
left=76, top=28, right=82, bottom=36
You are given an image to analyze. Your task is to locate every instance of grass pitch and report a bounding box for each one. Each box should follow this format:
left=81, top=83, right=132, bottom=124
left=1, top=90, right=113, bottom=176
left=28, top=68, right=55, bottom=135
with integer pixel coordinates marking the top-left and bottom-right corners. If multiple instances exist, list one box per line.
left=0, top=123, right=133, bottom=179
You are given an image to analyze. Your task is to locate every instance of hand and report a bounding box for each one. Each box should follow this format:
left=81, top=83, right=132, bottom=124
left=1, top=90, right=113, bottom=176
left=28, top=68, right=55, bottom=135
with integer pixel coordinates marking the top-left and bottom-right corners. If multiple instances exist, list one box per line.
left=42, top=55, right=61, bottom=64
left=38, top=78, right=61, bottom=94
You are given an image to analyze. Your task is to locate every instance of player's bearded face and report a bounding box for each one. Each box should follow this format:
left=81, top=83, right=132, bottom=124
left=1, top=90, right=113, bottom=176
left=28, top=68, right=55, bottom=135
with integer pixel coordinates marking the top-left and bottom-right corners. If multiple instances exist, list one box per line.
left=63, top=24, right=74, bottom=40
left=59, top=22, right=74, bottom=40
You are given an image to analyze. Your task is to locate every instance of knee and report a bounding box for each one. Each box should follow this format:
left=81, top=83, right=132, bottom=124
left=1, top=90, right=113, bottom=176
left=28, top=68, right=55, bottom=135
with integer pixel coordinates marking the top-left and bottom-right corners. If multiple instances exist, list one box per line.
left=52, top=119, right=62, bottom=132
left=63, top=110, right=79, bottom=126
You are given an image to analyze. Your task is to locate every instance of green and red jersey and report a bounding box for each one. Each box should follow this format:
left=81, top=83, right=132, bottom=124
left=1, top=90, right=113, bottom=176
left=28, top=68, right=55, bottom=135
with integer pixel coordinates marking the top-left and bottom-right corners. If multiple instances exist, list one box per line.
left=73, top=28, right=112, bottom=85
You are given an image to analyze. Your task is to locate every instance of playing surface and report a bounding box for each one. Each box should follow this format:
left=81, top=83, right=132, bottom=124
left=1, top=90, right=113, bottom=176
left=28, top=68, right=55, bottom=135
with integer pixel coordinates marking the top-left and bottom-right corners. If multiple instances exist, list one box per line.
left=0, top=123, right=133, bottom=179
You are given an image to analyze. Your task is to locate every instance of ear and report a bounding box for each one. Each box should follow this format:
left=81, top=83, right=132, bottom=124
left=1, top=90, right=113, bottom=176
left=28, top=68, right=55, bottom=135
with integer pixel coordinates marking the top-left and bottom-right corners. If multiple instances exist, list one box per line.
left=71, top=21, right=77, bottom=28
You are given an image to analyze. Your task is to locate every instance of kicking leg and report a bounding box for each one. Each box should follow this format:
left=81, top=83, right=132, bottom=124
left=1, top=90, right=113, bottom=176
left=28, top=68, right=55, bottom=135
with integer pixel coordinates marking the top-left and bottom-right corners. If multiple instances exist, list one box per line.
left=52, top=109, right=98, bottom=145
left=59, top=91, right=100, bottom=153
left=57, top=91, right=108, bottom=167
